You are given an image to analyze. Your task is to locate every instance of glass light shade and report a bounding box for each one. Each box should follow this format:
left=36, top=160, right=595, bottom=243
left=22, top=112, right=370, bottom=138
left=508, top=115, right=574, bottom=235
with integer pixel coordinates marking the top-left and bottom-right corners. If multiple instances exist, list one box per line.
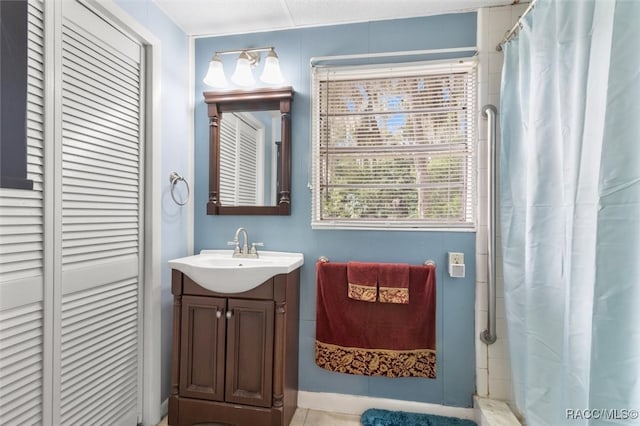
left=231, top=52, right=255, bottom=86
left=203, top=56, right=227, bottom=88
left=260, top=49, right=285, bottom=85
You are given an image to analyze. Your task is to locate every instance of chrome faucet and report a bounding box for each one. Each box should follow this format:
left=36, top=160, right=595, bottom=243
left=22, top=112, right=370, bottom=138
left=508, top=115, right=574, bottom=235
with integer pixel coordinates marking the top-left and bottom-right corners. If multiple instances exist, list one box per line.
left=228, top=227, right=263, bottom=258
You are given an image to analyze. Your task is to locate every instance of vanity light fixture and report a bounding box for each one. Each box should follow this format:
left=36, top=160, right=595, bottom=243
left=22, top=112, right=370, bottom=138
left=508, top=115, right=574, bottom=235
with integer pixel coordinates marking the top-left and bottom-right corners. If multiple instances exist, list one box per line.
left=203, top=47, right=285, bottom=88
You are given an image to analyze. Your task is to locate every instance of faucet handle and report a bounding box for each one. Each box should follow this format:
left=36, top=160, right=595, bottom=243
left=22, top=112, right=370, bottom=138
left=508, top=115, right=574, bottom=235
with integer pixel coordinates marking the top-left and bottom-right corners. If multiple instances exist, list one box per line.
left=227, top=240, right=240, bottom=253
left=250, top=242, right=264, bottom=254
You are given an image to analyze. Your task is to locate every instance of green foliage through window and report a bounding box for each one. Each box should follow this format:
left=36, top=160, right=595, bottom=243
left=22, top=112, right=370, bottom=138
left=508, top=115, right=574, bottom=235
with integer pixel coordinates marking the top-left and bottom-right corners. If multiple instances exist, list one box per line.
left=312, top=60, right=477, bottom=228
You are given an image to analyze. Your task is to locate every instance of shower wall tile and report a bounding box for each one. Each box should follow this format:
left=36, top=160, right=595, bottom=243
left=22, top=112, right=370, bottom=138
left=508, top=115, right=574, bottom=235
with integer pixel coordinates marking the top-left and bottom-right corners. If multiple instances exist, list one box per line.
left=478, top=56, right=490, bottom=84
left=489, top=378, right=512, bottom=401
left=476, top=338, right=489, bottom=369
left=488, top=8, right=512, bottom=45
left=488, top=52, right=504, bottom=74
left=488, top=358, right=512, bottom=381
left=496, top=297, right=505, bottom=319
left=476, top=2, right=530, bottom=408
left=488, top=334, right=509, bottom=362
left=488, top=73, right=502, bottom=95
left=476, top=226, right=488, bottom=255
left=476, top=255, right=488, bottom=285
left=478, top=80, right=490, bottom=106
left=476, top=287, right=488, bottom=328
left=512, top=3, right=530, bottom=21
left=488, top=93, right=501, bottom=110
left=477, top=367, right=489, bottom=396
left=478, top=166, right=488, bottom=200
left=478, top=119, right=488, bottom=149
left=477, top=196, right=488, bottom=227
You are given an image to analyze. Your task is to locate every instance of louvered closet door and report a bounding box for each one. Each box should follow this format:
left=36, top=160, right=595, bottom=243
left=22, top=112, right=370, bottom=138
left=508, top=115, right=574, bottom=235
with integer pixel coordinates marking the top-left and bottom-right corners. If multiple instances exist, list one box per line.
left=219, top=115, right=238, bottom=205
left=236, top=117, right=260, bottom=205
left=57, top=1, right=143, bottom=424
left=0, top=1, right=45, bottom=424
left=218, top=114, right=261, bottom=205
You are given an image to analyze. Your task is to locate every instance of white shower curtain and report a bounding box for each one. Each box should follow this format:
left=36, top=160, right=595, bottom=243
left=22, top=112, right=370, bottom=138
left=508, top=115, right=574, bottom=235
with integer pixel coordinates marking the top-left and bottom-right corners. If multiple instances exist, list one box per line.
left=499, top=0, right=640, bottom=424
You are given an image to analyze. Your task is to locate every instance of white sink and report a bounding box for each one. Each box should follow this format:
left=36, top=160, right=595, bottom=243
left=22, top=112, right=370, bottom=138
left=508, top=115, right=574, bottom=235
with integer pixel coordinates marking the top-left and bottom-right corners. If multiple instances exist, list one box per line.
left=168, top=249, right=304, bottom=293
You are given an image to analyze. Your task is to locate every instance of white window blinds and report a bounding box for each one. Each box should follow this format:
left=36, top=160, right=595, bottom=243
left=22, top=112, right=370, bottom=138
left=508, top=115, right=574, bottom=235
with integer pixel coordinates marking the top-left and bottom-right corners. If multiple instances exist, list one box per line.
left=311, top=59, right=477, bottom=229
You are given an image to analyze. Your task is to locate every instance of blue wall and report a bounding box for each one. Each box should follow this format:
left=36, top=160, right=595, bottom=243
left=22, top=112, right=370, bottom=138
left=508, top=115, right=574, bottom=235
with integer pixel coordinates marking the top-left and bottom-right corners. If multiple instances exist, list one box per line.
left=194, top=13, right=478, bottom=407
left=114, top=0, right=190, bottom=403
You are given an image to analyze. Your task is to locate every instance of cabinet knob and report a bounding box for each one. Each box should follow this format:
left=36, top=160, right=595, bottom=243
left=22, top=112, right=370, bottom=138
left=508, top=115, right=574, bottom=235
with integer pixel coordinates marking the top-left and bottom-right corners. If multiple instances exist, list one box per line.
left=226, top=310, right=233, bottom=319
left=216, top=309, right=222, bottom=319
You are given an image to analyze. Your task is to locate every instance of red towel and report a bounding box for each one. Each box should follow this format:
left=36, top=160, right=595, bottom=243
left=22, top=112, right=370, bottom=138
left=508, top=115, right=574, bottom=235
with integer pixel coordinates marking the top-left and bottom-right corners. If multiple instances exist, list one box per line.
left=378, top=263, right=410, bottom=304
left=315, top=261, right=436, bottom=378
left=347, top=261, right=378, bottom=302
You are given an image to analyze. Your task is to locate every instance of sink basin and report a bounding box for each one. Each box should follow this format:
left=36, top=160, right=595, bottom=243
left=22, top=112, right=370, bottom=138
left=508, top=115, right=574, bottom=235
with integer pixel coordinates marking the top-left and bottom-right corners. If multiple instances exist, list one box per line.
left=168, top=250, right=304, bottom=293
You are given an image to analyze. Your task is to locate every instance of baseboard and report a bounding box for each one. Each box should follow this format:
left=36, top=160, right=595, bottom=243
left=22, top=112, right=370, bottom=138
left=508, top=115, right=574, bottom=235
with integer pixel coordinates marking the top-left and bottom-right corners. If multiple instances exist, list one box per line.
left=160, top=398, right=168, bottom=418
left=297, top=391, right=476, bottom=421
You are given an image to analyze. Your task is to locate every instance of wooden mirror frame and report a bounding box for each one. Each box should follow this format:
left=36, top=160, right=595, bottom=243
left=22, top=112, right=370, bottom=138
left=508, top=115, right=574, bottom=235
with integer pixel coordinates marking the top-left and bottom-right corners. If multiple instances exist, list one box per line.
left=204, top=87, right=293, bottom=215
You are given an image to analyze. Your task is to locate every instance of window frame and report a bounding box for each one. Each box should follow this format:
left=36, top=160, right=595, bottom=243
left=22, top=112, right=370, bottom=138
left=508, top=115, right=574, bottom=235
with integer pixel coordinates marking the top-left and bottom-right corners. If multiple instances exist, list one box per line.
left=310, top=58, right=477, bottom=231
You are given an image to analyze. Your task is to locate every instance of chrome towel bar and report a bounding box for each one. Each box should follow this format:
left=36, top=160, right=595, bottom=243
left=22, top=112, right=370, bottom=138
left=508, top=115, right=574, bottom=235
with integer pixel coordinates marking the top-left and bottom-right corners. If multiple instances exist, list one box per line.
left=317, top=256, right=435, bottom=267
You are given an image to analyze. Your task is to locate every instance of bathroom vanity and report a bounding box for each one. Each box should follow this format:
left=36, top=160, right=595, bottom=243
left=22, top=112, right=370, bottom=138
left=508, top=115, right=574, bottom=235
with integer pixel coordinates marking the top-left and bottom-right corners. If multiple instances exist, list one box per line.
left=168, top=266, right=301, bottom=426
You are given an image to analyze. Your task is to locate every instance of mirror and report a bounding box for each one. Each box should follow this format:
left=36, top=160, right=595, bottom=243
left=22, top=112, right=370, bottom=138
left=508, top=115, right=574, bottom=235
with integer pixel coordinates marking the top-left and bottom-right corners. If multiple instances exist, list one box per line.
left=204, top=87, right=293, bottom=215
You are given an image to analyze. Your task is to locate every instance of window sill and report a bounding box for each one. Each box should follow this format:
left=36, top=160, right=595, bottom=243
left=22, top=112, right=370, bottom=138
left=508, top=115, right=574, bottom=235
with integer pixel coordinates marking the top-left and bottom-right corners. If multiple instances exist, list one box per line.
left=311, top=222, right=476, bottom=232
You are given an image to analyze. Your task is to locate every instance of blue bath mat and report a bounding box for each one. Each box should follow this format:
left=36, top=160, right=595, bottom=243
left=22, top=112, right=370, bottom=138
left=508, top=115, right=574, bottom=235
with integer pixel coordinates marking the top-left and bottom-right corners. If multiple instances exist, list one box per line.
left=361, top=408, right=477, bottom=426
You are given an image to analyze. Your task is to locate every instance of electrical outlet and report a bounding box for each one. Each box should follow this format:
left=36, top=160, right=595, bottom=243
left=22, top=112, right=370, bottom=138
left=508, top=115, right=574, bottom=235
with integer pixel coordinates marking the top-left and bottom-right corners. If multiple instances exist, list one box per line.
left=449, top=252, right=464, bottom=265
left=448, top=252, right=465, bottom=278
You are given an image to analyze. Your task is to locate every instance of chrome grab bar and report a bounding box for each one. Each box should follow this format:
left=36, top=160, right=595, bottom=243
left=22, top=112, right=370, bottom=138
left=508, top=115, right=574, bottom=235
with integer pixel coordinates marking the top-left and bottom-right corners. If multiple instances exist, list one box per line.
left=481, top=105, right=498, bottom=345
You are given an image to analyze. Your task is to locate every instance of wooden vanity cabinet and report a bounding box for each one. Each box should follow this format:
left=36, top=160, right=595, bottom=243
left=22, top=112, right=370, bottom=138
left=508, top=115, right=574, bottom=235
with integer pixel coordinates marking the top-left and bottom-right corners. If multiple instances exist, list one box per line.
left=169, top=268, right=300, bottom=426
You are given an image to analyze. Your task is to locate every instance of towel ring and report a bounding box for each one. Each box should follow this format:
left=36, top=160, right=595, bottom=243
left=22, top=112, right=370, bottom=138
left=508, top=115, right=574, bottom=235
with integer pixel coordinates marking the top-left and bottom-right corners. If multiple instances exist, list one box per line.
left=169, top=172, right=190, bottom=206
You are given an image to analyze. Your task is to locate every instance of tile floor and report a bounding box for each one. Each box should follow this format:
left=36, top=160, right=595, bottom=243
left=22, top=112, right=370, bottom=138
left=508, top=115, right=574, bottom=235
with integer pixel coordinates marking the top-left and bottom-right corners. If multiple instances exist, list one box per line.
left=291, top=408, right=361, bottom=425
left=158, top=408, right=362, bottom=425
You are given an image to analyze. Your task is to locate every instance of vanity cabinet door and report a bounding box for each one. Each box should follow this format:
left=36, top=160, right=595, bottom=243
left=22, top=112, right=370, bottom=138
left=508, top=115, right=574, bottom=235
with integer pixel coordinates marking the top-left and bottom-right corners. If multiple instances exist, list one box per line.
left=225, top=298, right=275, bottom=407
left=179, top=295, right=226, bottom=401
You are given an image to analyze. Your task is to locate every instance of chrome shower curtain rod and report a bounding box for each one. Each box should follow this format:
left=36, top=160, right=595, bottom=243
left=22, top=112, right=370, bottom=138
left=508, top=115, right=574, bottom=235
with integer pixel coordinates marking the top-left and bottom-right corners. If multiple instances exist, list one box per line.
left=496, top=0, right=537, bottom=52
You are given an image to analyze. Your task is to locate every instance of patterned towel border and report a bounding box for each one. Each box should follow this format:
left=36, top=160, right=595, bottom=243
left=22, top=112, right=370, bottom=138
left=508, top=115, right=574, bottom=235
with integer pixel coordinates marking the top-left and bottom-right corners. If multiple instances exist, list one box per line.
left=315, top=340, right=436, bottom=378
left=348, top=282, right=377, bottom=302
left=378, top=287, right=409, bottom=304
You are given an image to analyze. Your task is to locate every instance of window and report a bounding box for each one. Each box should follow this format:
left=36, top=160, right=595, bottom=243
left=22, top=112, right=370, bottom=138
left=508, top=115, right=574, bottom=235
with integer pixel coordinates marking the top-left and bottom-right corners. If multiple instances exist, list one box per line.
left=311, top=59, right=477, bottom=230
left=219, top=112, right=265, bottom=206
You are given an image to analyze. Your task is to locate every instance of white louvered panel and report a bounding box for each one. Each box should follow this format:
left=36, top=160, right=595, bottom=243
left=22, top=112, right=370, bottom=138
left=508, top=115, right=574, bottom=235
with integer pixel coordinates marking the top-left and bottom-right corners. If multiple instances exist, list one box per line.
left=237, top=121, right=259, bottom=205
left=60, top=280, right=138, bottom=425
left=0, top=302, right=43, bottom=425
left=0, top=0, right=45, bottom=285
left=219, top=114, right=262, bottom=205
left=57, top=2, right=143, bottom=424
left=220, top=115, right=238, bottom=205
left=61, top=15, right=141, bottom=268
left=0, top=2, right=44, bottom=424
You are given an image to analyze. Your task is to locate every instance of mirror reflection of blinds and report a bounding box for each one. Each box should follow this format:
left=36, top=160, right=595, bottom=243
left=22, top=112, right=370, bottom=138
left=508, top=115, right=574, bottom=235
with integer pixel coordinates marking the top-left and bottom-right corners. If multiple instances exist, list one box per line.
left=219, top=113, right=261, bottom=206
left=312, top=59, right=477, bottom=229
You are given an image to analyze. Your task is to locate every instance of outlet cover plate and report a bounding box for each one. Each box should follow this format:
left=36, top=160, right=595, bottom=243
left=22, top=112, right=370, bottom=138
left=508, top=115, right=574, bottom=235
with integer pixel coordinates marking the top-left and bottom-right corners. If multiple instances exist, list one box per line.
left=448, top=252, right=465, bottom=278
